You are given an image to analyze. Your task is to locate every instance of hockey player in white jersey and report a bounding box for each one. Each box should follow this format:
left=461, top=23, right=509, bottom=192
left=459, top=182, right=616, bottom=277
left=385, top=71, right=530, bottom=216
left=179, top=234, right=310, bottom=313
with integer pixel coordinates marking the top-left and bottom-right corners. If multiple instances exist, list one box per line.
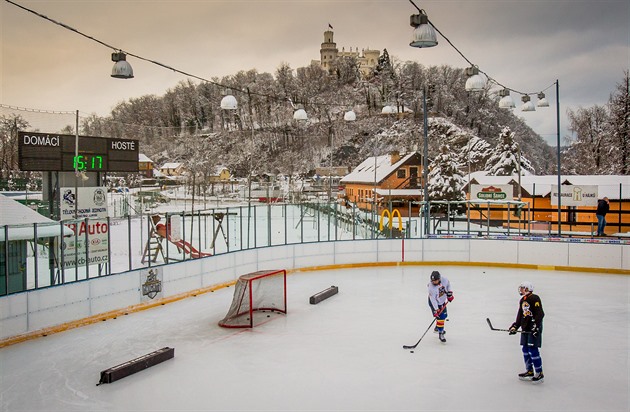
left=427, top=271, right=453, bottom=342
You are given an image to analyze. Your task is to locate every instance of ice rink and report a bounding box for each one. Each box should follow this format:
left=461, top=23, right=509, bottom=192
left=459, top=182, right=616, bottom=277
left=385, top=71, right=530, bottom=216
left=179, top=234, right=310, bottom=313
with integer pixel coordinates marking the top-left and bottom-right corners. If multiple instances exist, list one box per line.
left=1, top=265, right=628, bottom=412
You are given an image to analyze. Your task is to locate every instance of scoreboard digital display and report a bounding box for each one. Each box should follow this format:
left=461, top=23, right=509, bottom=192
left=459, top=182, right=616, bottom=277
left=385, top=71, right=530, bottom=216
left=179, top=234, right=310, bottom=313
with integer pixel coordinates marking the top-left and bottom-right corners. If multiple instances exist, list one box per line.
left=18, top=132, right=139, bottom=172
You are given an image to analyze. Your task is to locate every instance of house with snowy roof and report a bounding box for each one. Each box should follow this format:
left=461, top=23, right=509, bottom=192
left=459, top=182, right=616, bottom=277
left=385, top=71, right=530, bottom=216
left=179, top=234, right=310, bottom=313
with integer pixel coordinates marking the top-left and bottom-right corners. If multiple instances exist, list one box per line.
left=207, top=166, right=231, bottom=183
left=159, top=162, right=185, bottom=177
left=138, top=153, right=154, bottom=178
left=340, top=151, right=425, bottom=216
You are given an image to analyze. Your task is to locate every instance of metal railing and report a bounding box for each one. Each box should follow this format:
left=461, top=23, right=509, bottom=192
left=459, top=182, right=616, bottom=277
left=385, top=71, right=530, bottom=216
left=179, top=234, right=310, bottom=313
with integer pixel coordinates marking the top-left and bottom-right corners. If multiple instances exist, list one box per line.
left=2, top=200, right=628, bottom=296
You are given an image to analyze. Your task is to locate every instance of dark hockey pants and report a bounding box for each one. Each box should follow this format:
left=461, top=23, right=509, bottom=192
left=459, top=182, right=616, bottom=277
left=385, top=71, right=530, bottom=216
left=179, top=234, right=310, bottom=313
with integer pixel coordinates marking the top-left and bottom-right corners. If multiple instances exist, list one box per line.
left=522, top=344, right=543, bottom=374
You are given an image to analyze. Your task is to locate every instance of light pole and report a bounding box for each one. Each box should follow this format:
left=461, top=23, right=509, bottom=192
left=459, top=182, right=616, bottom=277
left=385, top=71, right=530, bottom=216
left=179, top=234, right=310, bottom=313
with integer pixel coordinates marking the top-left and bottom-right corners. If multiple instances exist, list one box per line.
left=554, top=80, right=561, bottom=235
left=422, top=88, right=430, bottom=236
left=373, top=134, right=378, bottom=235
left=516, top=142, right=522, bottom=201
left=535, top=82, right=561, bottom=234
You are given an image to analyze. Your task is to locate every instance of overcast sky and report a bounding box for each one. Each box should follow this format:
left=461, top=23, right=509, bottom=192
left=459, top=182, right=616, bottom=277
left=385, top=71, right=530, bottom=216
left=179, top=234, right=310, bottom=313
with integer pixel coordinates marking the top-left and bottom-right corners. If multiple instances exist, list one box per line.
left=1, top=0, right=629, bottom=146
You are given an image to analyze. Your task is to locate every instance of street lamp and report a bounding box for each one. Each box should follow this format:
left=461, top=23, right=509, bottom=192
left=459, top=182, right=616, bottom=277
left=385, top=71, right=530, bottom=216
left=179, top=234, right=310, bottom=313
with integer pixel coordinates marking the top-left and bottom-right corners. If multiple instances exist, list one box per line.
left=498, top=88, right=515, bottom=109
left=409, top=9, right=437, bottom=48
left=220, top=90, right=238, bottom=110
left=521, top=95, right=536, bottom=112
left=293, top=108, right=308, bottom=121
left=465, top=66, right=486, bottom=92
left=111, top=52, right=134, bottom=79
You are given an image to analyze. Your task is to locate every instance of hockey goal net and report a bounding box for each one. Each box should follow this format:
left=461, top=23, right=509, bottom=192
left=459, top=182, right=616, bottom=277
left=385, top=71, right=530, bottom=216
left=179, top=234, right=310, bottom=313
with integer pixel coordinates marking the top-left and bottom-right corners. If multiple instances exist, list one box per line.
left=218, top=269, right=287, bottom=328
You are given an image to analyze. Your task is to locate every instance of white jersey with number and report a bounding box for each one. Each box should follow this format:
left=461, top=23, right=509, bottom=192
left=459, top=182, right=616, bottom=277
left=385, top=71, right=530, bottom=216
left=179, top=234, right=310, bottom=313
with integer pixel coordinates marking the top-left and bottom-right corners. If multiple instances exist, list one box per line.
left=427, top=277, right=452, bottom=312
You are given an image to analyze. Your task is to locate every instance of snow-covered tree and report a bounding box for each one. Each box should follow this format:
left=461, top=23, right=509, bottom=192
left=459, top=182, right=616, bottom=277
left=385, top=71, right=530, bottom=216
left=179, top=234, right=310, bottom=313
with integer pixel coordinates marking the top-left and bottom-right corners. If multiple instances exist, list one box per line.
left=0, top=114, right=30, bottom=179
left=485, top=126, right=533, bottom=176
left=607, top=70, right=630, bottom=175
left=427, top=144, right=466, bottom=214
left=565, top=105, right=608, bottom=174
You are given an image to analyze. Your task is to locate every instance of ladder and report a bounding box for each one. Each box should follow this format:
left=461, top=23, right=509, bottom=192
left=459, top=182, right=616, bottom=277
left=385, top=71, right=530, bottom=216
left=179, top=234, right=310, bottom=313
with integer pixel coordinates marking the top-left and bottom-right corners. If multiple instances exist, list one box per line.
left=141, top=216, right=167, bottom=263
left=141, top=235, right=166, bottom=263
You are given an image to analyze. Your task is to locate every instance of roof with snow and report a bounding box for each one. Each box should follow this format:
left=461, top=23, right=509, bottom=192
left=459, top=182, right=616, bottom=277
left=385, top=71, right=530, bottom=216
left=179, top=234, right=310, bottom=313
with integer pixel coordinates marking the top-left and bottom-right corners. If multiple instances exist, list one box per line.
left=341, top=152, right=421, bottom=184
left=375, top=188, right=422, bottom=197
left=465, top=173, right=629, bottom=199
left=0, top=194, right=72, bottom=240
left=213, top=165, right=229, bottom=175
left=138, top=153, right=153, bottom=163
left=160, top=163, right=183, bottom=169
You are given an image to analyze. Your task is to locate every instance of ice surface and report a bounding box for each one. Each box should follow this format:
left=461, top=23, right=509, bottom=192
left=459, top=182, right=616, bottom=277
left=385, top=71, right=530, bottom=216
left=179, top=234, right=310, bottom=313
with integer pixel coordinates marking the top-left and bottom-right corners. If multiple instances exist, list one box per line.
left=0, top=265, right=628, bottom=411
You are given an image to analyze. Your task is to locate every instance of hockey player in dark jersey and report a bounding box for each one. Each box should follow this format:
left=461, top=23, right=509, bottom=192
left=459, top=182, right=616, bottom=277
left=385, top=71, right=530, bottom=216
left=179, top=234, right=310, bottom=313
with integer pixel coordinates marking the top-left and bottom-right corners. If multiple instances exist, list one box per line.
left=509, top=281, right=545, bottom=383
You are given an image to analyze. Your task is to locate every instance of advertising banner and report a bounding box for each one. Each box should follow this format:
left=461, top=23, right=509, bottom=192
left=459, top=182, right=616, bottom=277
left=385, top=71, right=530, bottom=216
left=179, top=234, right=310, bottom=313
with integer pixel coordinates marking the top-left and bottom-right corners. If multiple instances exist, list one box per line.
left=58, top=186, right=109, bottom=269
left=551, top=185, right=598, bottom=207
left=470, top=184, right=513, bottom=201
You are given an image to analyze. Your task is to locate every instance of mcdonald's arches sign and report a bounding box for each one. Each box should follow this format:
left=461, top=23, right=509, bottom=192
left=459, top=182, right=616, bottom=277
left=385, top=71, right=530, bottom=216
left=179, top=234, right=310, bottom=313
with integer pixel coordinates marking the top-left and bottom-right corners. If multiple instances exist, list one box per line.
left=379, top=209, right=403, bottom=231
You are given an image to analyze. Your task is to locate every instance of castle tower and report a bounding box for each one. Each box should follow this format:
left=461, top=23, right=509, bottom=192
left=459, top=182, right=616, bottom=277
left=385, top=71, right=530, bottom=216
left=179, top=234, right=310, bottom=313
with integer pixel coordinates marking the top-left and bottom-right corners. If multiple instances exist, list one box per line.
left=320, top=30, right=338, bottom=70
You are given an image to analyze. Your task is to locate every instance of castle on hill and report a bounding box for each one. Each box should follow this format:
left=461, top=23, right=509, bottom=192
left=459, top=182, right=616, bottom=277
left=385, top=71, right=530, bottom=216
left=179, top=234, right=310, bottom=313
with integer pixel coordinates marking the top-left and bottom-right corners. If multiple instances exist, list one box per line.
left=311, top=29, right=380, bottom=77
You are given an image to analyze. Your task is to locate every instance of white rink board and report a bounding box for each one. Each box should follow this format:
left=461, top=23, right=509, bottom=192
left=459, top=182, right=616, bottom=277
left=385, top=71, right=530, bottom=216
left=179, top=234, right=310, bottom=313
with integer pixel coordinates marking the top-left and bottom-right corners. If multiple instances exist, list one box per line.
left=0, top=238, right=627, bottom=341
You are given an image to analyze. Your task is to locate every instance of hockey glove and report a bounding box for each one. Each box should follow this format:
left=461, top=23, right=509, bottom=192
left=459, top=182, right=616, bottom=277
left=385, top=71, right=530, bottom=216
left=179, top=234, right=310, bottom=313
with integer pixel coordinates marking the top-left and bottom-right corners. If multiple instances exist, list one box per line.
left=508, top=323, right=518, bottom=335
left=446, top=291, right=454, bottom=302
left=532, top=326, right=540, bottom=338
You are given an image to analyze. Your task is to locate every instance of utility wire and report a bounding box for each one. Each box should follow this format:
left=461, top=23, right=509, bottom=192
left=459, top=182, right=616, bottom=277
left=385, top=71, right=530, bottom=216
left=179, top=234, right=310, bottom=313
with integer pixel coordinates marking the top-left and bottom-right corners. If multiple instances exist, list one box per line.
left=0, top=103, right=75, bottom=115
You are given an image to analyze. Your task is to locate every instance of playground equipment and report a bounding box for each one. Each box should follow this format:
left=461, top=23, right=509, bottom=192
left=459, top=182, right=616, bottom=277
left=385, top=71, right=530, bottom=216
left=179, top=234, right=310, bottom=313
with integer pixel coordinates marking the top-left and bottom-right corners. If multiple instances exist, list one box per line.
left=209, top=211, right=237, bottom=249
left=142, top=215, right=211, bottom=263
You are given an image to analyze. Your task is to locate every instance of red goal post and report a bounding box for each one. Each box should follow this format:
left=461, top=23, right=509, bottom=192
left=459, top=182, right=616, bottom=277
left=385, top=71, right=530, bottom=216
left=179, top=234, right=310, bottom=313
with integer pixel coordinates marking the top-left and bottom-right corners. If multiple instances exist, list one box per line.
left=218, top=269, right=287, bottom=328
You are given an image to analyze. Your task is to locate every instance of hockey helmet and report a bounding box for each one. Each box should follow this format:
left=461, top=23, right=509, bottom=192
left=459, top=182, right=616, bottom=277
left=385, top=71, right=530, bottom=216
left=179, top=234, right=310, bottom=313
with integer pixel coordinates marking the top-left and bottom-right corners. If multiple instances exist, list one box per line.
left=430, top=271, right=441, bottom=282
left=518, top=281, right=534, bottom=294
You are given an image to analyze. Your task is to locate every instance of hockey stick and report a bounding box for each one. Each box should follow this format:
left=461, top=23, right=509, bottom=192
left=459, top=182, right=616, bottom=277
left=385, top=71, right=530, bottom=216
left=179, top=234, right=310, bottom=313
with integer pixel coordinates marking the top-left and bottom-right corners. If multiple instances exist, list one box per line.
left=486, top=318, right=531, bottom=334
left=403, top=303, right=448, bottom=350
left=403, top=317, right=437, bottom=349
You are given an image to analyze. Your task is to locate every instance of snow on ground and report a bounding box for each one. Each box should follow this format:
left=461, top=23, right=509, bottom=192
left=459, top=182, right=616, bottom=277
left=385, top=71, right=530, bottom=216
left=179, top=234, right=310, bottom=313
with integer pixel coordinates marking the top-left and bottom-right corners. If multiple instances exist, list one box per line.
left=1, top=265, right=627, bottom=411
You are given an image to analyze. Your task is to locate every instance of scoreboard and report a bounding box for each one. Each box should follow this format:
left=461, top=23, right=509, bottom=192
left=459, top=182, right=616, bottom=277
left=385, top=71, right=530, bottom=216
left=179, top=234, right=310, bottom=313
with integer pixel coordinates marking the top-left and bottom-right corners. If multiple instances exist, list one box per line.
left=18, top=132, right=139, bottom=172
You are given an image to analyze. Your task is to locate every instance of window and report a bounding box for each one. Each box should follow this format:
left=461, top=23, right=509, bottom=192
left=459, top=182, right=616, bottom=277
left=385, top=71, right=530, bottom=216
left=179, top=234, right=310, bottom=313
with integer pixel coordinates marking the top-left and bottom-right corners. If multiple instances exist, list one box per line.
left=397, top=169, right=406, bottom=178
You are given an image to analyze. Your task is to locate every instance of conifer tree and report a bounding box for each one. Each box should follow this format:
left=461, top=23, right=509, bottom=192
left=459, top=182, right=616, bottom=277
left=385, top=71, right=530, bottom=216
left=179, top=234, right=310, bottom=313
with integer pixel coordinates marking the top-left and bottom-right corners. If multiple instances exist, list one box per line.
left=485, top=126, right=533, bottom=176
left=428, top=144, right=466, bottom=214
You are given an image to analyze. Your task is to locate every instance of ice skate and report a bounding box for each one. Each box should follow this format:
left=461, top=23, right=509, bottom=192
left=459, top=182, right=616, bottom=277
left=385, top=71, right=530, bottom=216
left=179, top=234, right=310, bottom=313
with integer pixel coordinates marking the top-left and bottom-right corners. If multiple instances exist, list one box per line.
left=518, top=370, right=534, bottom=381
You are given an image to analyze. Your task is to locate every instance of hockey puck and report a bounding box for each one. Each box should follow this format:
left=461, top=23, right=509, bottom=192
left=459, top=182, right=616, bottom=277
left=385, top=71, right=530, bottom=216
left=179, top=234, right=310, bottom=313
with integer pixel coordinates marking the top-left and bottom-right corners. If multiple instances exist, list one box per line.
left=410, top=351, right=414, bottom=353
left=267, top=315, right=270, bottom=318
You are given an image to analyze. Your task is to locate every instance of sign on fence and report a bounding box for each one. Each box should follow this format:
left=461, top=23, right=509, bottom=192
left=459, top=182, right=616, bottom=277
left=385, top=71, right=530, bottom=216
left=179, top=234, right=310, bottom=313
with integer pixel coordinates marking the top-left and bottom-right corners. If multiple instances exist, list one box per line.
left=551, top=185, right=598, bottom=207
left=58, top=187, right=110, bottom=269
left=470, top=184, right=513, bottom=201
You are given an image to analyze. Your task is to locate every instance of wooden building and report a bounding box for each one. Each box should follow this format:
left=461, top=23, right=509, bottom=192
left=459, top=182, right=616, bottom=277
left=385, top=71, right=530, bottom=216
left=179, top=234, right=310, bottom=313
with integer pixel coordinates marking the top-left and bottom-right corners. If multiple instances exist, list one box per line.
left=340, top=151, right=424, bottom=217
left=207, top=166, right=231, bottom=183
left=138, top=154, right=154, bottom=178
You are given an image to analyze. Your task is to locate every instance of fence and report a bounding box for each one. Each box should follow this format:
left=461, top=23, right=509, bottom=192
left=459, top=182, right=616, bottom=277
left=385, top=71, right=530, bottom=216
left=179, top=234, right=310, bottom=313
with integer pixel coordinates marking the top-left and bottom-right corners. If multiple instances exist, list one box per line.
left=2, top=200, right=629, bottom=296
